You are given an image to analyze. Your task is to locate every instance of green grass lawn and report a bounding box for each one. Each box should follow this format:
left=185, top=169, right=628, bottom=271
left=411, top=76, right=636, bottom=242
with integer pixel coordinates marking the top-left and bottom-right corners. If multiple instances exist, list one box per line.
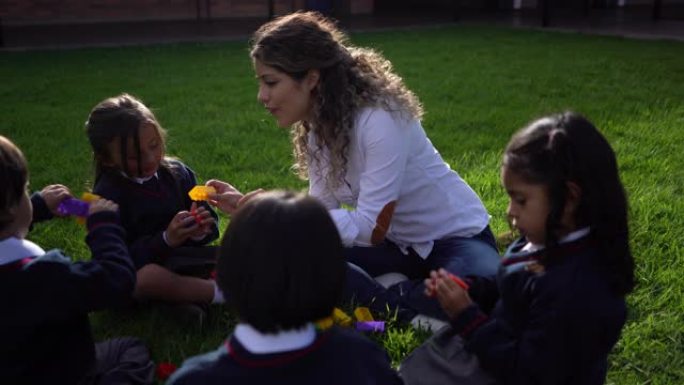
left=2, top=24, right=683, bottom=384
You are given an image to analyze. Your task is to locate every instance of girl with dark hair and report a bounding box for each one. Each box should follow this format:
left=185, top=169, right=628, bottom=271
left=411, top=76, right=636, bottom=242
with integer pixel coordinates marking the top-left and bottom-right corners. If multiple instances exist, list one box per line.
left=167, top=191, right=403, bottom=385
left=401, top=112, right=634, bottom=385
left=86, top=93, right=224, bottom=310
left=207, top=11, right=500, bottom=322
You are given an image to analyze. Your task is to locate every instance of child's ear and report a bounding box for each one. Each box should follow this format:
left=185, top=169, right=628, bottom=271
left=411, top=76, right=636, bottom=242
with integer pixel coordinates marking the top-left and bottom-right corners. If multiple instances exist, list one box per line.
left=563, top=181, right=582, bottom=220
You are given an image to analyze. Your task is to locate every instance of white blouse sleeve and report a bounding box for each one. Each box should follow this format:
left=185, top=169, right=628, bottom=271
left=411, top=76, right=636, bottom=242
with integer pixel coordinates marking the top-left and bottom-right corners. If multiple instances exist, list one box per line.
left=308, top=145, right=340, bottom=211
left=330, top=109, right=410, bottom=247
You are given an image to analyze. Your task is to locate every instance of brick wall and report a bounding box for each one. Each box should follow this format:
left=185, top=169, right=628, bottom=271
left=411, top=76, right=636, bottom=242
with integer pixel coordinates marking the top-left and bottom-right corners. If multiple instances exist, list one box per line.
left=1, top=0, right=375, bottom=25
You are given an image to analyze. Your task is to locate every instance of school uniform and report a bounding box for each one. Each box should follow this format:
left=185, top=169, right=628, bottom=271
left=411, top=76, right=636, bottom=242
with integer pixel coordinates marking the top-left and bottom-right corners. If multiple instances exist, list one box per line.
left=93, top=159, right=219, bottom=272
left=0, top=194, right=154, bottom=385
left=168, top=323, right=403, bottom=385
left=450, top=229, right=627, bottom=384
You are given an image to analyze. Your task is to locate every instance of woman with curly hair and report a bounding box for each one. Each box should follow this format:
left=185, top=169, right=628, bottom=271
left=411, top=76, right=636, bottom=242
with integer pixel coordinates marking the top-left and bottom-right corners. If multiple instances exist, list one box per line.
left=207, top=11, right=500, bottom=320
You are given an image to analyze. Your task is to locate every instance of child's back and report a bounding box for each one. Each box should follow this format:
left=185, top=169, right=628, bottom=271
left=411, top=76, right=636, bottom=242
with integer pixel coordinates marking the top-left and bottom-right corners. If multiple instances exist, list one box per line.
left=1, top=208, right=134, bottom=383
left=168, top=191, right=402, bottom=385
left=0, top=134, right=152, bottom=384
left=171, top=326, right=400, bottom=385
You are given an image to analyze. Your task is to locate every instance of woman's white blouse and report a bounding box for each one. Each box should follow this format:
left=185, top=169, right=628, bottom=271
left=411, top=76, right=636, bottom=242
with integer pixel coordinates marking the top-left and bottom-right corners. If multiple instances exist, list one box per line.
left=308, top=107, right=490, bottom=258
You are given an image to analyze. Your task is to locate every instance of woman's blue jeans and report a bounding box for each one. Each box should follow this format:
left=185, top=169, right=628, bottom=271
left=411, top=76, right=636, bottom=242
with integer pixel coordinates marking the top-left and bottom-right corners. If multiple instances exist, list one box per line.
left=342, top=226, right=501, bottom=321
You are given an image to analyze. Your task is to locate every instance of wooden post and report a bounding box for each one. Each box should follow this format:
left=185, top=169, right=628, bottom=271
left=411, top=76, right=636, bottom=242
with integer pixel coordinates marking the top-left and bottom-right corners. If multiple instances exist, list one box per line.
left=652, top=0, right=662, bottom=21
left=541, top=0, right=550, bottom=27
left=452, top=0, right=461, bottom=21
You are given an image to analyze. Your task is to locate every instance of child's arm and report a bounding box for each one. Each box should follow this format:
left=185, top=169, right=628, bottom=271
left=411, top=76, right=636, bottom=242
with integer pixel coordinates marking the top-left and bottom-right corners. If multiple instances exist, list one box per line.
left=30, top=184, right=72, bottom=224
left=30, top=199, right=136, bottom=314
left=75, top=199, right=136, bottom=310
left=448, top=273, right=578, bottom=383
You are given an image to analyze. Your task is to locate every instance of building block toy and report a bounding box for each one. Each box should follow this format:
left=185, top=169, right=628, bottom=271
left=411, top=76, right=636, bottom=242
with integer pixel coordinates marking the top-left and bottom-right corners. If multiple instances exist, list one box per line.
left=188, top=185, right=216, bottom=201
left=353, top=307, right=374, bottom=322
left=315, top=316, right=334, bottom=330
left=355, top=321, right=385, bottom=332
left=56, top=192, right=102, bottom=224
left=57, top=198, right=90, bottom=217
left=332, top=308, right=353, bottom=327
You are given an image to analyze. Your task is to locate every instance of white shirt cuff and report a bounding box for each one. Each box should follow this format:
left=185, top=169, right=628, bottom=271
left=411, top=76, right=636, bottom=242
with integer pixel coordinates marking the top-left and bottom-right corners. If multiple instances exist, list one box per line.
left=329, top=209, right=360, bottom=247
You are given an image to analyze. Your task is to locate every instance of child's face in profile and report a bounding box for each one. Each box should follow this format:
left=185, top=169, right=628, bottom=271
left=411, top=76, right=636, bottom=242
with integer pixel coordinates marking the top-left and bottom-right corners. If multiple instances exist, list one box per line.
left=501, top=166, right=550, bottom=245
left=106, top=122, right=163, bottom=178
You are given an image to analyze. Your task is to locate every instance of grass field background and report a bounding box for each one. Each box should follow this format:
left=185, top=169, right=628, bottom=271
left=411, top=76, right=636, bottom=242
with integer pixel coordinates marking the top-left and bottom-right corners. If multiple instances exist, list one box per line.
left=2, top=25, right=683, bottom=384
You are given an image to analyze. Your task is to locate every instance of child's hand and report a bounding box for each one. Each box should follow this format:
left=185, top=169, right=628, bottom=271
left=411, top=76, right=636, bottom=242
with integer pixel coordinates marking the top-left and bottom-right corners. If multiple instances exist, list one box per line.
left=165, top=210, right=201, bottom=247
left=88, top=199, right=118, bottom=215
left=39, top=184, right=72, bottom=216
left=205, top=179, right=251, bottom=215
left=425, top=268, right=473, bottom=320
left=188, top=202, right=215, bottom=239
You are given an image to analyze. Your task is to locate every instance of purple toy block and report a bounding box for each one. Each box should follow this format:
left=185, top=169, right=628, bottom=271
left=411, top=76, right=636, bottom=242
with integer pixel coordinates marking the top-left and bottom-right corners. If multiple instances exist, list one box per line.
left=57, top=198, right=90, bottom=217
left=355, top=321, right=385, bottom=333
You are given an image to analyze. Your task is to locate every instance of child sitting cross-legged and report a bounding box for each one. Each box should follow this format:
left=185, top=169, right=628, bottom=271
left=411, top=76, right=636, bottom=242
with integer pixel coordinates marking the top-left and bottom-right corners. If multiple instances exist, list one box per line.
left=0, top=135, right=154, bottom=385
left=168, top=191, right=403, bottom=385
left=86, top=94, right=224, bottom=317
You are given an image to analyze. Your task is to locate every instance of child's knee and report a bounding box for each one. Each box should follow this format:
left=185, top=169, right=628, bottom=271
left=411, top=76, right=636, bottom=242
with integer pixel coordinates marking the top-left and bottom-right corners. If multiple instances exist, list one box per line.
left=134, top=264, right=177, bottom=298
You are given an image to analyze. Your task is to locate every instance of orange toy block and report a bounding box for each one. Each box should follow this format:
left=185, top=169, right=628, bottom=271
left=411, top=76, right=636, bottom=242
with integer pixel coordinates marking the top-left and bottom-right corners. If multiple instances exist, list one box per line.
left=188, top=185, right=216, bottom=201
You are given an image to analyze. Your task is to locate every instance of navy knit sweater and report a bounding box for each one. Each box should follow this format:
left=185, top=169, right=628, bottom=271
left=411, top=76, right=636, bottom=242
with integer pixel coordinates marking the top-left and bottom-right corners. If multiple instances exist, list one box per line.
left=452, top=235, right=627, bottom=385
left=167, top=327, right=403, bottom=385
left=93, top=159, right=219, bottom=269
left=0, top=194, right=136, bottom=385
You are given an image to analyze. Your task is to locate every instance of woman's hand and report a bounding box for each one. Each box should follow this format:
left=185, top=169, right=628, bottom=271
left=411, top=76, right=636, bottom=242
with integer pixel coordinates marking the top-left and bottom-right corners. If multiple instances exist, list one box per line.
left=205, top=179, right=264, bottom=215
left=39, top=184, right=72, bottom=216
left=425, top=268, right=473, bottom=320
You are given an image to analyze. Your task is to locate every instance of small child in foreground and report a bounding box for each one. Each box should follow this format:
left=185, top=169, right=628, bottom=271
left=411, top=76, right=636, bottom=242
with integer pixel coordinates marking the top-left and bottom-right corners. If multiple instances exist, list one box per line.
left=0, top=135, right=154, bottom=384
left=168, top=191, right=402, bottom=385
left=402, top=112, right=634, bottom=385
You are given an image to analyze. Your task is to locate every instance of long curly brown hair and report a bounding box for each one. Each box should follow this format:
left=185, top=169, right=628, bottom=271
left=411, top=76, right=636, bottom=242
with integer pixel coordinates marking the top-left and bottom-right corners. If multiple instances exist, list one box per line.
left=250, top=11, right=423, bottom=187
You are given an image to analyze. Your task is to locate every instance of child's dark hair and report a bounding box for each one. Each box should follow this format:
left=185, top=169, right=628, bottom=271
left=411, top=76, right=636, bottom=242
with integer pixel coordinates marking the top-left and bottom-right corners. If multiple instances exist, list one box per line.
left=0, top=136, right=28, bottom=231
left=503, top=112, right=634, bottom=296
left=216, top=190, right=346, bottom=333
left=85, top=93, right=167, bottom=181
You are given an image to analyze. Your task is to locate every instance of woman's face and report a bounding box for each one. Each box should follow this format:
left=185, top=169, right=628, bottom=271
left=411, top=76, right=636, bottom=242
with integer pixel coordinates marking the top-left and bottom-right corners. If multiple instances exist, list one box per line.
left=254, top=60, right=318, bottom=128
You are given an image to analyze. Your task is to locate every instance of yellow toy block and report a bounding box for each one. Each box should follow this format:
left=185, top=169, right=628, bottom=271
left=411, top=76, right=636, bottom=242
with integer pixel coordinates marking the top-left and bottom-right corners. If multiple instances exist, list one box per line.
left=354, top=307, right=374, bottom=322
left=75, top=192, right=102, bottom=224
left=332, top=308, right=353, bottom=327
left=188, top=185, right=216, bottom=201
left=315, top=317, right=334, bottom=330
left=81, top=192, right=101, bottom=202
